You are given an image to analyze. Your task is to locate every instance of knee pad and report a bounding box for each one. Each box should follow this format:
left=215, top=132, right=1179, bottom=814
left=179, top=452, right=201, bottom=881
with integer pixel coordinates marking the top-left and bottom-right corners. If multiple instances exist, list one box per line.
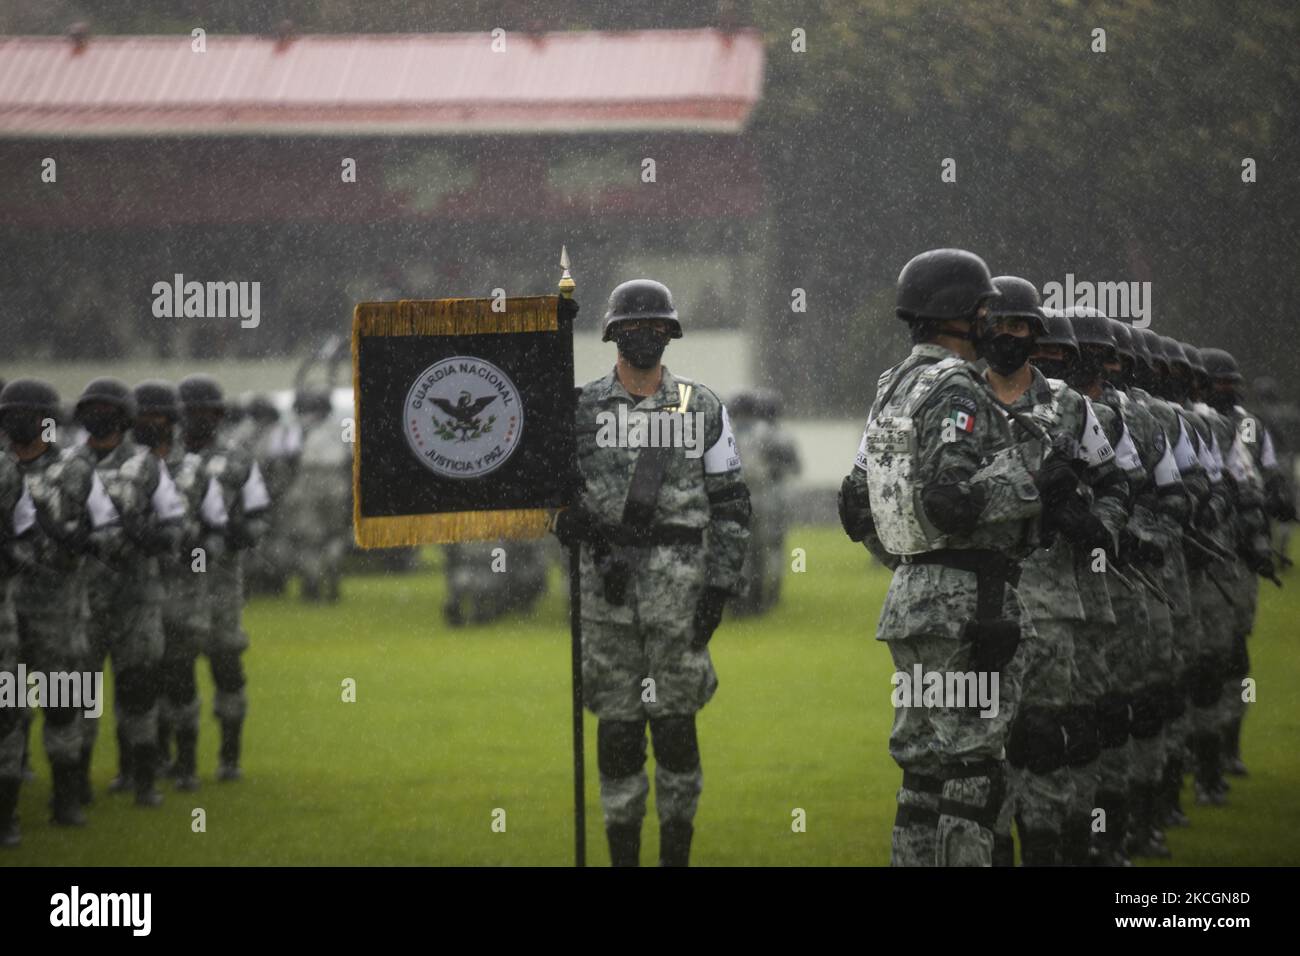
left=1062, top=707, right=1101, bottom=767
left=1007, top=706, right=1067, bottom=775
left=162, top=659, right=198, bottom=705
left=1097, top=694, right=1131, bottom=748
left=649, top=716, right=700, bottom=774
left=597, top=719, right=647, bottom=779
left=115, top=666, right=159, bottom=717
left=209, top=652, right=246, bottom=694
left=936, top=762, right=1005, bottom=833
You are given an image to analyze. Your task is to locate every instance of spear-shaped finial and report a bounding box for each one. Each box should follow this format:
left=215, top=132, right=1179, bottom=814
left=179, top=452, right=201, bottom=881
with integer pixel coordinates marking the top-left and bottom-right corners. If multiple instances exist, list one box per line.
left=558, top=244, right=575, bottom=299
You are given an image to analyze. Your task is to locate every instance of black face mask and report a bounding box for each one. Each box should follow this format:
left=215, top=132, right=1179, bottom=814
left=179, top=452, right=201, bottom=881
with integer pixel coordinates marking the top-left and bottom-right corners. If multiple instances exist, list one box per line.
left=182, top=417, right=219, bottom=447
left=1069, top=349, right=1108, bottom=389
left=79, top=408, right=123, bottom=441
left=614, top=328, right=670, bottom=370
left=133, top=420, right=173, bottom=449
left=1, top=411, right=43, bottom=446
left=1033, top=357, right=1073, bottom=381
left=978, top=334, right=1035, bottom=376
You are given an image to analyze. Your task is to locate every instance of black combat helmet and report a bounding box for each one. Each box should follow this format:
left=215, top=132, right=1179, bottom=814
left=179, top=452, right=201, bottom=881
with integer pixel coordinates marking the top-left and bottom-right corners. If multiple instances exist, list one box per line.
left=986, top=276, right=1047, bottom=334
left=1128, top=323, right=1153, bottom=369
left=1109, top=320, right=1136, bottom=360
left=602, top=279, right=682, bottom=341
left=895, top=248, right=997, bottom=322
left=134, top=380, right=180, bottom=421
left=1036, top=307, right=1080, bottom=353
left=728, top=388, right=761, bottom=419
left=0, top=378, right=61, bottom=416
left=178, top=374, right=226, bottom=412
left=1141, top=329, right=1168, bottom=371
left=76, top=377, right=136, bottom=421
left=1067, top=307, right=1117, bottom=355
left=1201, top=348, right=1243, bottom=384
left=1182, top=344, right=1208, bottom=376
left=1159, top=336, right=1190, bottom=373
left=294, top=387, right=333, bottom=417
left=753, top=387, right=783, bottom=422
left=246, top=393, right=280, bottom=424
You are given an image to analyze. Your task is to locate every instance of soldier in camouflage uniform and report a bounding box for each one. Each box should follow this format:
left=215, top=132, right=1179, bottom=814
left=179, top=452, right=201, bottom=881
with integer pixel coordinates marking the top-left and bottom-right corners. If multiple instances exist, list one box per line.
left=179, top=375, right=271, bottom=781
left=1097, top=321, right=1182, bottom=859
left=284, top=388, right=350, bottom=603
left=839, top=251, right=1062, bottom=867
left=442, top=539, right=549, bottom=626
left=729, top=388, right=801, bottom=616
left=0, top=451, right=36, bottom=845
left=242, top=394, right=300, bottom=596
left=134, top=381, right=208, bottom=790
left=977, top=285, right=1126, bottom=867
left=1, top=379, right=107, bottom=826
left=75, top=378, right=184, bottom=808
left=552, top=279, right=751, bottom=867
left=1202, top=351, right=1279, bottom=779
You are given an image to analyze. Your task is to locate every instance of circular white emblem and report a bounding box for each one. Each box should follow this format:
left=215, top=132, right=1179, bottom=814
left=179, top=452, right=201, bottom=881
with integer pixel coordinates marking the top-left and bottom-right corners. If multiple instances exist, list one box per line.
left=403, top=356, right=523, bottom=479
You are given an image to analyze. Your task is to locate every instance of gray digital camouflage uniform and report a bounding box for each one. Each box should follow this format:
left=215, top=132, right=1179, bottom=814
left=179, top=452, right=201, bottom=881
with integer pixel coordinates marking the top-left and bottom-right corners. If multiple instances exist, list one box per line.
left=14, top=443, right=98, bottom=774
left=842, top=343, right=1044, bottom=867
left=0, top=455, right=31, bottom=806
left=82, top=437, right=179, bottom=787
left=995, top=371, right=1124, bottom=864
left=283, top=416, right=349, bottom=602
left=574, top=366, right=749, bottom=833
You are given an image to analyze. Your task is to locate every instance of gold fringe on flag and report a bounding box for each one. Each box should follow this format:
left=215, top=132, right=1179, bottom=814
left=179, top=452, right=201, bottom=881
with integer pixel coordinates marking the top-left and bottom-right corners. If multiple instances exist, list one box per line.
left=351, top=295, right=561, bottom=549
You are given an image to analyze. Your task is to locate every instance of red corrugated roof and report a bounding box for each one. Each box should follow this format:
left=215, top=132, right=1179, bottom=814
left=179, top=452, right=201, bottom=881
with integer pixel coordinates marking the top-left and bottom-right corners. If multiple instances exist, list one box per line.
left=0, top=29, right=764, bottom=137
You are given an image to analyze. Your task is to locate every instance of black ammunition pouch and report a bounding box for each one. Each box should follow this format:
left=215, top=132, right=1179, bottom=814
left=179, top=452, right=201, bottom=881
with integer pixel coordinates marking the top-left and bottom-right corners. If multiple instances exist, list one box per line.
left=1096, top=693, right=1131, bottom=748
left=1006, top=705, right=1068, bottom=775
left=1129, top=689, right=1164, bottom=740
left=1061, top=706, right=1101, bottom=766
left=904, top=549, right=1022, bottom=675
left=591, top=526, right=704, bottom=607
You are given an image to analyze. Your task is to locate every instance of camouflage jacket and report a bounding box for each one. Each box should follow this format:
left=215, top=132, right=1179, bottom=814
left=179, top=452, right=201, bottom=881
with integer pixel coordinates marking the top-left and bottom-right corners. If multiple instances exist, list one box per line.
left=13, top=442, right=106, bottom=606
left=573, top=365, right=751, bottom=615
left=1004, top=370, right=1124, bottom=622
left=843, top=344, right=1042, bottom=643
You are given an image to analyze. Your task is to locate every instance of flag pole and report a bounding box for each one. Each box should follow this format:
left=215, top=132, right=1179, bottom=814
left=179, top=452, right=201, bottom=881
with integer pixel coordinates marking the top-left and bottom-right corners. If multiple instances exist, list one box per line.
left=558, top=246, right=585, bottom=868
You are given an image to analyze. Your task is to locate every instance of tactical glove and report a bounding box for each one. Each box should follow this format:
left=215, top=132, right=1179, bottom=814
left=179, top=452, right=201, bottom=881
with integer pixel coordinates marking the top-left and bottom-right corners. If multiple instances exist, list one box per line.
left=1048, top=497, right=1111, bottom=552
left=691, top=587, right=729, bottom=650
left=1034, top=455, right=1080, bottom=509
left=1120, top=528, right=1165, bottom=568
left=1243, top=548, right=1276, bottom=581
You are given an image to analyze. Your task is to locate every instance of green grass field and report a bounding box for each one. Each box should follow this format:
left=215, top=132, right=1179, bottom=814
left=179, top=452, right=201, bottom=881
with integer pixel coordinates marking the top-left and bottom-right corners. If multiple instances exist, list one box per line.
left=6, top=527, right=1299, bottom=866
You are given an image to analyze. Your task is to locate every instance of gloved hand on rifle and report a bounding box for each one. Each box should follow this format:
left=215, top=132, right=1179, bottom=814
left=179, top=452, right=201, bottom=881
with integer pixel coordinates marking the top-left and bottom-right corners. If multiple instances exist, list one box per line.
left=1034, top=453, right=1081, bottom=510
left=1046, top=494, right=1111, bottom=552
left=691, top=587, right=730, bottom=650
left=1120, top=527, right=1165, bottom=568
left=838, top=475, right=875, bottom=543
left=1242, top=546, right=1277, bottom=582
left=553, top=502, right=599, bottom=549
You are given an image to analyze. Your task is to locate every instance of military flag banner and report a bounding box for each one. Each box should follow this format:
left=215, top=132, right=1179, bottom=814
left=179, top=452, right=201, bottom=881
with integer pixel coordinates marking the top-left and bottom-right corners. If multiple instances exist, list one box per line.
left=351, top=294, right=577, bottom=547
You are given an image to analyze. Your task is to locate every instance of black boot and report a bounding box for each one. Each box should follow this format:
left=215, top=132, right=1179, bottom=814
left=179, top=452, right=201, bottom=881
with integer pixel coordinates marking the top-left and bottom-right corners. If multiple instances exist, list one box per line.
left=1223, top=717, right=1248, bottom=776
left=1161, top=756, right=1191, bottom=827
left=133, top=743, right=163, bottom=808
left=659, top=820, right=694, bottom=867
left=1094, top=790, right=1132, bottom=867
left=1125, top=784, right=1172, bottom=859
left=157, top=716, right=175, bottom=778
left=108, top=728, right=134, bottom=794
left=217, top=719, right=243, bottom=781
left=175, top=728, right=200, bottom=791
left=0, top=777, right=20, bottom=848
left=606, top=822, right=641, bottom=867
left=1194, top=733, right=1227, bottom=805
left=50, top=762, right=87, bottom=826
left=992, top=832, right=1015, bottom=867
left=76, top=743, right=94, bottom=805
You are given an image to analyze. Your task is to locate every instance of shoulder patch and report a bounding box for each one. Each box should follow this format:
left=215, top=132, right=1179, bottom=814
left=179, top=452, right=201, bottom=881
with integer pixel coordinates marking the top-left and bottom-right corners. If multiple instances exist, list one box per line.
left=947, top=395, right=977, bottom=434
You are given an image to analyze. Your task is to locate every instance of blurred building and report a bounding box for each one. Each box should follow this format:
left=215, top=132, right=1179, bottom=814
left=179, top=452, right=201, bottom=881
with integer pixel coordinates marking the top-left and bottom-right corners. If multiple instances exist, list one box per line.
left=0, top=27, right=768, bottom=391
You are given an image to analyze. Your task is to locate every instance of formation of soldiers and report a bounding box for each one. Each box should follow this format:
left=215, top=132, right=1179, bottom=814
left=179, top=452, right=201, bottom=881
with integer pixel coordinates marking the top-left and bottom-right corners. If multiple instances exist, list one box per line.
left=0, top=374, right=270, bottom=846
left=840, top=248, right=1294, bottom=866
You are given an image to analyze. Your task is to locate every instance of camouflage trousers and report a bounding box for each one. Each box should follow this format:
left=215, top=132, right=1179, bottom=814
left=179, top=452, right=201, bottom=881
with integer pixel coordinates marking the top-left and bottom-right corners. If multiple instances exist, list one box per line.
left=0, top=597, right=21, bottom=781
left=206, top=565, right=250, bottom=724
left=83, top=596, right=165, bottom=752
left=159, top=615, right=205, bottom=737
left=887, top=625, right=1030, bottom=867
left=15, top=605, right=88, bottom=766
